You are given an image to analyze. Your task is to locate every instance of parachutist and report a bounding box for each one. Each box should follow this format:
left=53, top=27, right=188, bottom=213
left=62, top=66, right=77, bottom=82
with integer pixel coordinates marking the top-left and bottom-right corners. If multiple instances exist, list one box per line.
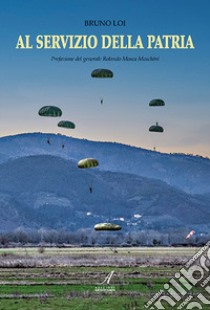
left=100, top=98, right=103, bottom=104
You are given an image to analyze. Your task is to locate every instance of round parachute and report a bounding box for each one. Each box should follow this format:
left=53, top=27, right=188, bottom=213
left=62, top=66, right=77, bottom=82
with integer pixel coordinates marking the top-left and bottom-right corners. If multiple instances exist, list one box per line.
left=149, top=99, right=165, bottom=107
left=58, top=120, right=76, bottom=129
left=94, top=223, right=122, bottom=231
left=77, top=158, right=99, bottom=169
left=149, top=122, right=164, bottom=133
left=38, top=106, right=62, bottom=117
left=91, top=69, right=113, bottom=78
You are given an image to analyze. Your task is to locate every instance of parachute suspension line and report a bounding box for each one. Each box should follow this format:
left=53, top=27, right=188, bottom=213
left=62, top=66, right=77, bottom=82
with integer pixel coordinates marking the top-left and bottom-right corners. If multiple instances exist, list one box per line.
left=91, top=68, right=113, bottom=105
left=148, top=98, right=165, bottom=151
left=77, top=158, right=99, bottom=195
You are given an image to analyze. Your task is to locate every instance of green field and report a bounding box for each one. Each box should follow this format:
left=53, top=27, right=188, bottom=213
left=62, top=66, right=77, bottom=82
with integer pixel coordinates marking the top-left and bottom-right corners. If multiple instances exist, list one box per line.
left=0, top=247, right=209, bottom=309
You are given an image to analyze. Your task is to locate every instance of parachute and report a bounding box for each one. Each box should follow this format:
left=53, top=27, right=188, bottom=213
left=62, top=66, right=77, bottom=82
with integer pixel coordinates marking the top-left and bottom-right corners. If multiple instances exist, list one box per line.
left=38, top=106, right=62, bottom=117
left=94, top=223, right=122, bottom=231
left=149, top=122, right=164, bottom=133
left=186, top=230, right=196, bottom=240
left=149, top=99, right=165, bottom=107
left=91, top=68, right=113, bottom=78
left=57, top=120, right=76, bottom=129
left=77, top=158, right=99, bottom=169
left=78, top=158, right=99, bottom=193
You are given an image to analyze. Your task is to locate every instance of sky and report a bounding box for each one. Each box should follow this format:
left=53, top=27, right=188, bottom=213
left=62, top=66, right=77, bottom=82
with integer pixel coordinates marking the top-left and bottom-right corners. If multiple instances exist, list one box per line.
left=0, top=0, right=210, bottom=156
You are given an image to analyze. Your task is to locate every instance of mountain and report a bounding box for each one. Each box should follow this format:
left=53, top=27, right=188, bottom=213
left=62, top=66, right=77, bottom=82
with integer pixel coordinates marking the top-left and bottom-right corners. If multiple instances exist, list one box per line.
left=0, top=133, right=210, bottom=195
left=0, top=149, right=210, bottom=233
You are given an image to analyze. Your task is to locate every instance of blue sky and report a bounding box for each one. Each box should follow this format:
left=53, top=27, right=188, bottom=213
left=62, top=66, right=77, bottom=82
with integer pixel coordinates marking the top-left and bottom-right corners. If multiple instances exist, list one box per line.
left=0, top=0, right=210, bottom=156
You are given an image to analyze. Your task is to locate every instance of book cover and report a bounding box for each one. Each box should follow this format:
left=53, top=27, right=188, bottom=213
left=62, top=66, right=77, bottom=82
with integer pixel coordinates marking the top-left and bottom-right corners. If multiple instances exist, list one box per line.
left=1, top=1, right=210, bottom=309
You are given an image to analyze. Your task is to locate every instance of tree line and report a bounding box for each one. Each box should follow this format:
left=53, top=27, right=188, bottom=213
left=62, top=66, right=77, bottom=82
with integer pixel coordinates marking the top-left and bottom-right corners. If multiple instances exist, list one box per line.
left=0, top=227, right=209, bottom=247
